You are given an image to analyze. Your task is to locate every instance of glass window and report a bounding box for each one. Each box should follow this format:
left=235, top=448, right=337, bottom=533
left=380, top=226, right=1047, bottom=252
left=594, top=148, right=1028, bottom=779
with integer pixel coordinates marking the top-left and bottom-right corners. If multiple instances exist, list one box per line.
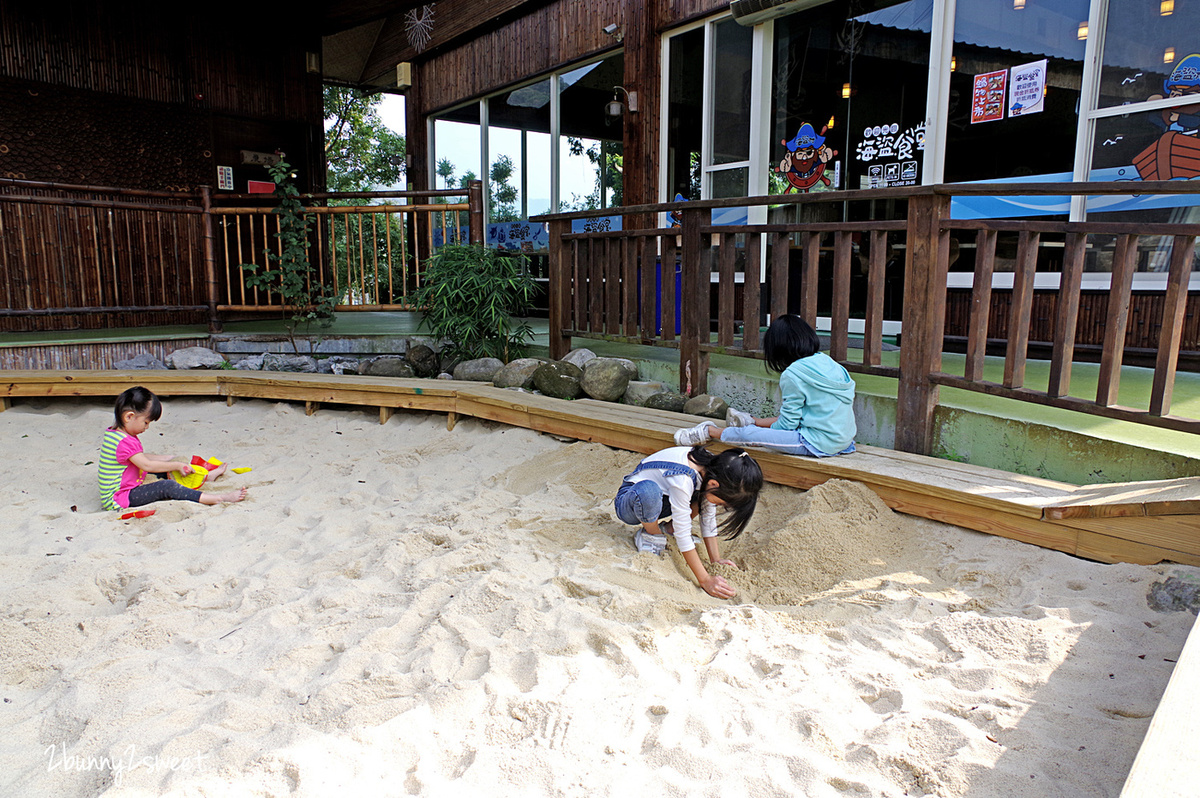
left=711, top=18, right=754, bottom=166
left=1098, top=1, right=1200, bottom=111
left=558, top=55, right=625, bottom=211
left=488, top=78, right=552, bottom=221
left=432, top=107, right=481, bottom=193
left=944, top=0, right=1086, bottom=184
left=771, top=1, right=931, bottom=195
left=666, top=27, right=704, bottom=202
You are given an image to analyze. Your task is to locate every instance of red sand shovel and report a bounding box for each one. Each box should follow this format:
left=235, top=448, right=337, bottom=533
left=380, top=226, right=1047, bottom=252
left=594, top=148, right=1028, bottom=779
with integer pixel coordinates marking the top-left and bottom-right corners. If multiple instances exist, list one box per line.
left=119, top=509, right=156, bottom=520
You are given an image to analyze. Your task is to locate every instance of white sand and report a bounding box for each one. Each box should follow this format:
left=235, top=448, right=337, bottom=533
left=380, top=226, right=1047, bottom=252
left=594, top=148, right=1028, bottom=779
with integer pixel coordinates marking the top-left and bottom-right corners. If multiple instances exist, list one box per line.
left=0, top=396, right=1196, bottom=797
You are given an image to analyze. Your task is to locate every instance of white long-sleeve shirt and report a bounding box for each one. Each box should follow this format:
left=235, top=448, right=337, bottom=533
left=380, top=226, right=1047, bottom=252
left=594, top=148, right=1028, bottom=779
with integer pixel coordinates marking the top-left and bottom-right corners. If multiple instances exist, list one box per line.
left=625, top=447, right=717, bottom=552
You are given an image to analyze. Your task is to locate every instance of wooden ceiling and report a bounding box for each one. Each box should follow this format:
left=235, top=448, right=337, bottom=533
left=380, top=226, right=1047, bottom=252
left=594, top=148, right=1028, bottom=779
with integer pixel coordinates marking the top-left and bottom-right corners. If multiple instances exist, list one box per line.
left=321, top=0, right=541, bottom=92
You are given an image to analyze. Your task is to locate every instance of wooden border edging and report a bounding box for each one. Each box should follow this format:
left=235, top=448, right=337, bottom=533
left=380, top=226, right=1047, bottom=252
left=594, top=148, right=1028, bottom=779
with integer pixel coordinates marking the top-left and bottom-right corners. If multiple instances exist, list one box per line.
left=2, top=369, right=1198, bottom=566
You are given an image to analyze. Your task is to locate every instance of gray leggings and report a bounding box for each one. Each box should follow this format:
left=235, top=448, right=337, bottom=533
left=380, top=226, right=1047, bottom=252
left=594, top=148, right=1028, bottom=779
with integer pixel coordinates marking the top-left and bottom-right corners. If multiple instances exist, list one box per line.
left=128, top=478, right=202, bottom=507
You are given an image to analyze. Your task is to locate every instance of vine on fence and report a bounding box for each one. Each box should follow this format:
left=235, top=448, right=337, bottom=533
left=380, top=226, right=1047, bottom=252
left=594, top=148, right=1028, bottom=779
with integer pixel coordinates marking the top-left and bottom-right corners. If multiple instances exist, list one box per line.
left=240, top=158, right=337, bottom=352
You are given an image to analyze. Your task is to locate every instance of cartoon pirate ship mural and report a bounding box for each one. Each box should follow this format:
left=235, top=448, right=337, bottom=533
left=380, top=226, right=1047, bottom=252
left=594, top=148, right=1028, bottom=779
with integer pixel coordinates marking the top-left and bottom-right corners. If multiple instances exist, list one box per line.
left=776, top=123, right=837, bottom=193
left=1133, top=54, right=1200, bottom=181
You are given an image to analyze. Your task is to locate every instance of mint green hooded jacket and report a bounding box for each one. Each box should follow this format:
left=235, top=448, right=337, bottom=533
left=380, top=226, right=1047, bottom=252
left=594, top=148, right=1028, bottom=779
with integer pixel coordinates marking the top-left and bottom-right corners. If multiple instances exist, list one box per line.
left=769, top=351, right=857, bottom=455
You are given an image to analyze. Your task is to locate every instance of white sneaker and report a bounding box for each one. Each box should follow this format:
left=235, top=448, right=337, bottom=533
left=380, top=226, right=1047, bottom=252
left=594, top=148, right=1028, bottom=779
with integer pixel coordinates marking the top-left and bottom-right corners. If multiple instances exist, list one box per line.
left=674, top=421, right=712, bottom=446
left=726, top=407, right=755, bottom=427
left=634, top=529, right=667, bottom=555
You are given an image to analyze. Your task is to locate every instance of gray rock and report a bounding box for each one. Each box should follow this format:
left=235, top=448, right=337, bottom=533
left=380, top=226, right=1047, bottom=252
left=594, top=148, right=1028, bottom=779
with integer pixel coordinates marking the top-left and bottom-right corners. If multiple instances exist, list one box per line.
left=232, top=354, right=265, bottom=371
left=644, top=391, right=688, bottom=413
left=166, top=346, right=227, bottom=370
left=1147, top=577, right=1200, bottom=614
left=684, top=394, right=729, bottom=419
left=623, top=380, right=670, bottom=407
left=453, top=357, right=505, bottom=382
left=532, top=361, right=584, bottom=399
left=406, top=344, right=440, bottom=378
left=114, top=353, right=167, bottom=370
left=562, top=348, right=597, bottom=370
left=262, top=353, right=318, bottom=373
left=362, top=356, right=414, bottom=378
left=581, top=358, right=634, bottom=402
left=317, top=356, right=359, bottom=375
left=437, top=372, right=454, bottom=380
left=493, top=357, right=544, bottom=389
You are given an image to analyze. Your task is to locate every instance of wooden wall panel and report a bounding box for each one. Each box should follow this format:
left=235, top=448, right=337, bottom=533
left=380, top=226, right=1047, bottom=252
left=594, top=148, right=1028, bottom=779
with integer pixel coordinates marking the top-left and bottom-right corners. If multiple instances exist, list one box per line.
left=414, top=0, right=625, bottom=116
left=657, top=0, right=731, bottom=27
left=0, top=3, right=324, bottom=192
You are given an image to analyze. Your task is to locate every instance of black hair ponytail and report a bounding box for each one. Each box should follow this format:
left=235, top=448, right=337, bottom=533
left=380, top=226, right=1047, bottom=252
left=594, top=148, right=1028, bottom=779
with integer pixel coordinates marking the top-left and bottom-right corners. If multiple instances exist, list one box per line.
left=113, top=386, right=162, bottom=429
left=687, top=444, right=763, bottom=539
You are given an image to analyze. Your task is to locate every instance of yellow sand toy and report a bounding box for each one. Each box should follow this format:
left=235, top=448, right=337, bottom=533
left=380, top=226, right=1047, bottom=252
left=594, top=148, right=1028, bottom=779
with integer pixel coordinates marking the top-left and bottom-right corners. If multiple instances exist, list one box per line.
left=170, top=456, right=224, bottom=489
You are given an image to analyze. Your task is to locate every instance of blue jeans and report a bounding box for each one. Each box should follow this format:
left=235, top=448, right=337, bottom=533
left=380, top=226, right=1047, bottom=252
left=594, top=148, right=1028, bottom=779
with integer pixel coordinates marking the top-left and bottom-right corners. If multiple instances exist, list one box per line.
left=719, top=425, right=855, bottom=457
left=614, top=480, right=671, bottom=526
left=128, top=479, right=202, bottom=506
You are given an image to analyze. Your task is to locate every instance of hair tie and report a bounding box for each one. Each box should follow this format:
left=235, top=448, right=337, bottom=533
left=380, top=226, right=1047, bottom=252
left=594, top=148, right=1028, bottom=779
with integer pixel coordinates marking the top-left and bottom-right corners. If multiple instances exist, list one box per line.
left=739, top=451, right=749, bottom=458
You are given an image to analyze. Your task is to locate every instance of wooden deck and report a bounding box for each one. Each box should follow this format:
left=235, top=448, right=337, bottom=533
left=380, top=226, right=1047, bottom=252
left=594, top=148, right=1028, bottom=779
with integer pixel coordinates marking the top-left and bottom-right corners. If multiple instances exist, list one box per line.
left=4, top=369, right=1199, bottom=566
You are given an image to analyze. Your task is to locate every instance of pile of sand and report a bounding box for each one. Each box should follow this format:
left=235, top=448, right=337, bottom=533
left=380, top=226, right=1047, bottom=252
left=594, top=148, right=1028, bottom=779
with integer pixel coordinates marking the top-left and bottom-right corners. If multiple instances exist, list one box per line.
left=0, top=397, right=1195, bottom=797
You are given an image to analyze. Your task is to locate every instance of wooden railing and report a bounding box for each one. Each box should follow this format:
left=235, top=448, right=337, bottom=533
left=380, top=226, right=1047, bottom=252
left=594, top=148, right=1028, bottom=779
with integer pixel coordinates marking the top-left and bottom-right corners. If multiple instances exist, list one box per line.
left=211, top=182, right=483, bottom=313
left=0, top=178, right=484, bottom=332
left=538, top=183, right=1200, bottom=455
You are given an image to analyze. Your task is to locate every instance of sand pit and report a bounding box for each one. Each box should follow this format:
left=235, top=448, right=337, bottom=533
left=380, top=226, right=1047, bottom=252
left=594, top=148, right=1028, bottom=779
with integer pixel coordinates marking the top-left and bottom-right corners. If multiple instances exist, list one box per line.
left=1, top=396, right=1197, bottom=797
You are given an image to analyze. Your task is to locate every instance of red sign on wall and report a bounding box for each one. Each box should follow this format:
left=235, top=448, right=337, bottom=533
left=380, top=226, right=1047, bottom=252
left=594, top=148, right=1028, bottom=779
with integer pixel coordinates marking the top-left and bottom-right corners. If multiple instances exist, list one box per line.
left=971, top=70, right=1007, bottom=124
left=247, top=180, right=275, bottom=194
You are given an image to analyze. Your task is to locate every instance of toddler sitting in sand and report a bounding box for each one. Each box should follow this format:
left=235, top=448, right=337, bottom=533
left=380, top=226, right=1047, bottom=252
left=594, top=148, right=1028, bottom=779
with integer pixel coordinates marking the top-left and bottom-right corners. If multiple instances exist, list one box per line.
left=613, top=444, right=761, bottom=599
left=98, top=386, right=247, bottom=510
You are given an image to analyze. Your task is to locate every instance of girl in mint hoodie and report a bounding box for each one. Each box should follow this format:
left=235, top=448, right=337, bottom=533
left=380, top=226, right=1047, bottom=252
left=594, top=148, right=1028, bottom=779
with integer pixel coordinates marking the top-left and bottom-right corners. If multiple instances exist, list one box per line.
left=674, top=315, right=857, bottom=457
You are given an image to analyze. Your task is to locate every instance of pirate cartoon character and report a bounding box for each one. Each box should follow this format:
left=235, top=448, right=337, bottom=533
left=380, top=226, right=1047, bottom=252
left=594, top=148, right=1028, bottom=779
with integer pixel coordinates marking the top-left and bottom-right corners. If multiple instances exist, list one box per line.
left=1149, top=53, right=1200, bottom=133
left=1132, top=53, right=1200, bottom=181
left=777, top=123, right=837, bottom=193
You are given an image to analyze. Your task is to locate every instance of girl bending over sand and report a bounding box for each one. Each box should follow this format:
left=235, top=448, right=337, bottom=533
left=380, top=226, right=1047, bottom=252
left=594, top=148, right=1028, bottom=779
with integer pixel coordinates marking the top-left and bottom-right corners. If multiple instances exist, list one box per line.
left=613, top=444, right=762, bottom=599
left=98, top=386, right=247, bottom=511
left=675, top=314, right=857, bottom=458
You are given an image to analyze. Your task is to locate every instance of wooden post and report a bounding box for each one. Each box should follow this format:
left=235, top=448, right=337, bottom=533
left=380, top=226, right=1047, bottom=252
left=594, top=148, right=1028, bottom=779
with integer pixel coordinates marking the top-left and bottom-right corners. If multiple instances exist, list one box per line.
left=547, top=218, right=572, bottom=360
left=1096, top=234, right=1138, bottom=407
left=895, top=191, right=950, bottom=455
left=198, top=186, right=223, bottom=333
left=1150, top=234, right=1196, bottom=416
left=679, top=207, right=709, bottom=396
left=467, top=180, right=484, bottom=246
left=379, top=406, right=394, bottom=425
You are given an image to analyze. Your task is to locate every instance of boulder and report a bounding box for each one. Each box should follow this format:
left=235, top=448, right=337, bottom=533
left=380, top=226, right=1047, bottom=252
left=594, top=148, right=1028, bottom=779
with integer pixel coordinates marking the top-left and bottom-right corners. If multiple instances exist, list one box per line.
left=493, top=357, right=544, bottom=389
left=232, top=354, right=265, bottom=371
left=317, top=356, right=359, bottom=375
left=436, top=372, right=454, bottom=380
left=643, top=391, right=688, bottom=413
left=166, top=346, right=226, bottom=370
left=581, top=358, right=634, bottom=402
left=453, top=357, right=504, bottom=382
left=114, top=353, right=166, bottom=370
left=532, top=361, right=584, bottom=399
left=623, top=380, right=670, bottom=407
left=561, top=348, right=597, bottom=369
left=684, top=394, right=729, bottom=419
left=361, top=356, right=414, bottom=378
left=262, top=353, right=318, bottom=373
left=405, top=344, right=441, bottom=378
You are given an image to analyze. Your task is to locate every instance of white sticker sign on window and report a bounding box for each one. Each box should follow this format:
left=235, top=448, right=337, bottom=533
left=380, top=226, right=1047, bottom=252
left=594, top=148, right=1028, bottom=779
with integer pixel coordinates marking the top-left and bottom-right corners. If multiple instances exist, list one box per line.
left=1009, top=59, right=1047, bottom=118
left=217, top=166, right=234, bottom=191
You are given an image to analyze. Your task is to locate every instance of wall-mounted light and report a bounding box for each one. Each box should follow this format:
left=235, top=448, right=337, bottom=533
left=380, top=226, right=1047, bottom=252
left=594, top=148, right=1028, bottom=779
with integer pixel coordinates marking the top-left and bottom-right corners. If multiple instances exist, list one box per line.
left=396, top=62, right=413, bottom=90
left=602, top=22, right=623, bottom=42
left=1077, top=21, right=1088, bottom=40
left=1013, top=0, right=1025, bottom=9
left=1165, top=46, right=1176, bottom=64
left=842, top=82, right=852, bottom=99
left=605, top=85, right=638, bottom=118
left=951, top=56, right=957, bottom=72
left=305, top=52, right=320, bottom=74
left=1162, top=0, right=1175, bottom=16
